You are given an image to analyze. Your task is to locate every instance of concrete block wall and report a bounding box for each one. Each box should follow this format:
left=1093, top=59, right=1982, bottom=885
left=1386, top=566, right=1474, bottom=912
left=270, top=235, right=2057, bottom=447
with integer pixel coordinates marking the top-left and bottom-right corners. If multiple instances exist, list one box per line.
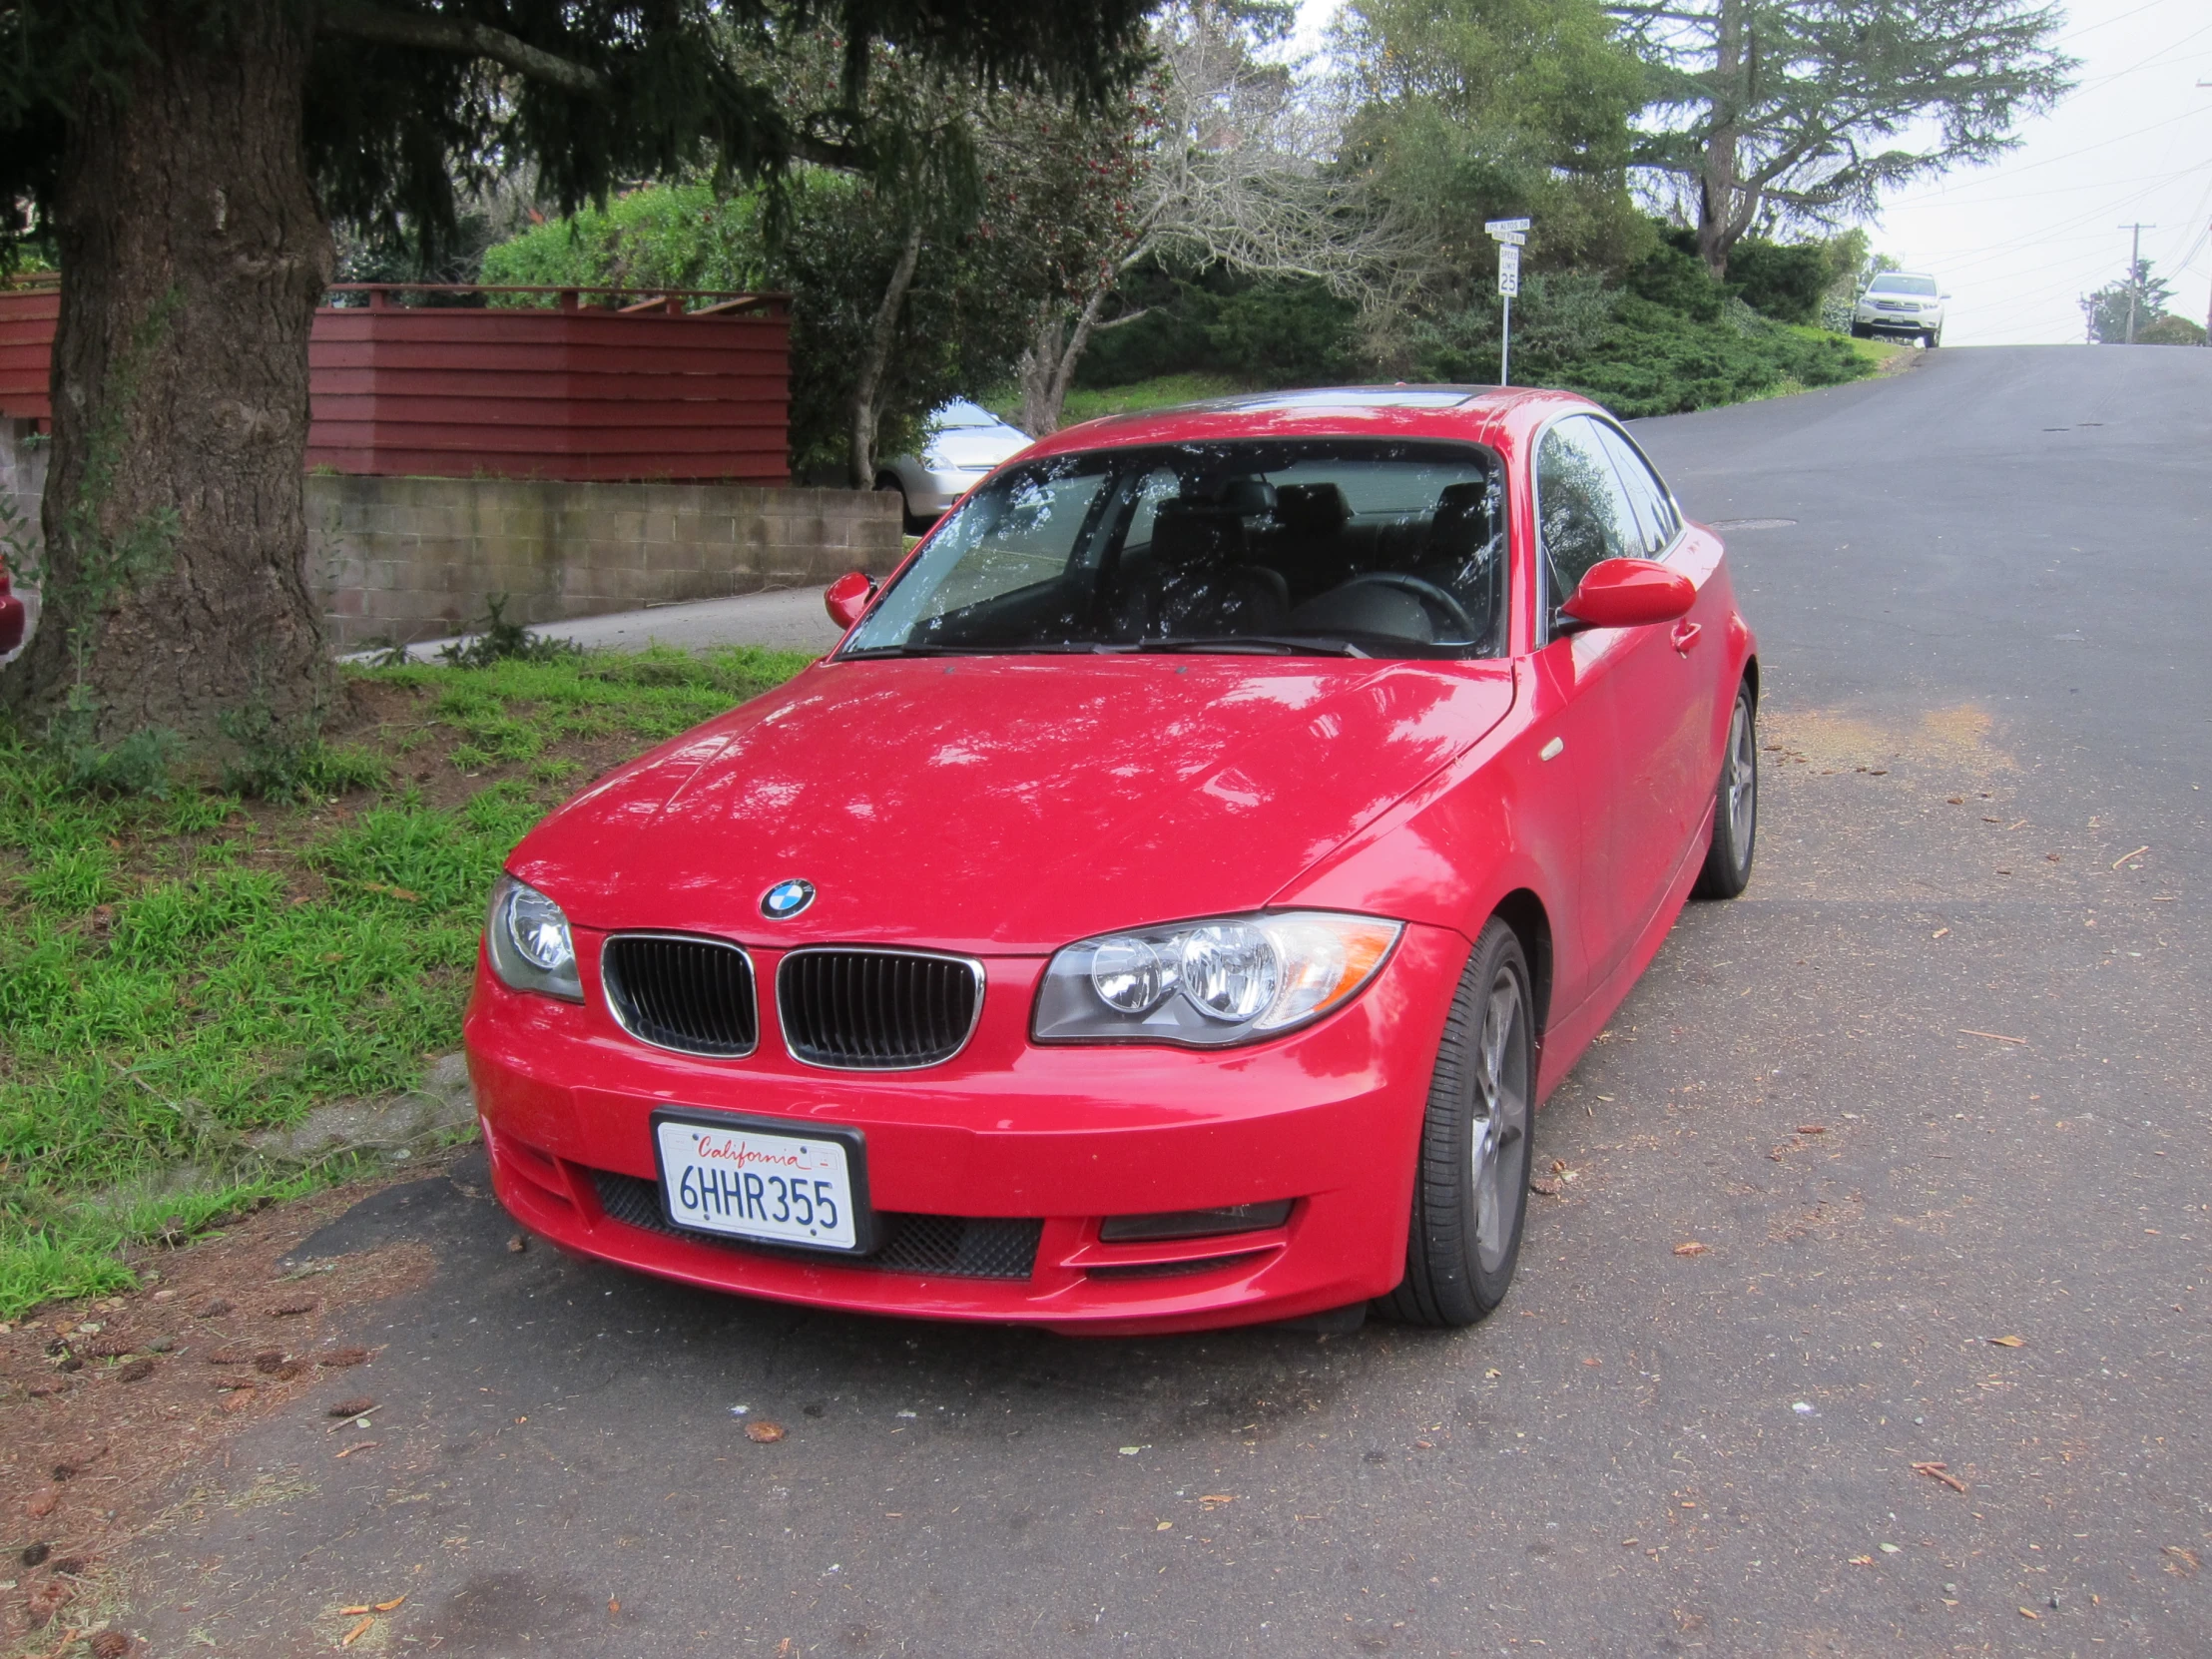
left=305, top=474, right=905, bottom=649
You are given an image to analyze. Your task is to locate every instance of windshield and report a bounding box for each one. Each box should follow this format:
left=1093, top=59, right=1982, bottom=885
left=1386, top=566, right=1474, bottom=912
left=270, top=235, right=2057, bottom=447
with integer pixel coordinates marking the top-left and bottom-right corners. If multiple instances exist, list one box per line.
left=1869, top=276, right=1938, bottom=296
left=933, top=399, right=1001, bottom=428
left=841, top=439, right=1506, bottom=660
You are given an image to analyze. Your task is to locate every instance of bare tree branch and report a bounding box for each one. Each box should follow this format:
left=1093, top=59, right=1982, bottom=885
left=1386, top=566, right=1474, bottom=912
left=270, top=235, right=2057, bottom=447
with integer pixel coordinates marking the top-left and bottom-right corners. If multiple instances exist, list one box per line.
left=1014, top=2, right=1406, bottom=434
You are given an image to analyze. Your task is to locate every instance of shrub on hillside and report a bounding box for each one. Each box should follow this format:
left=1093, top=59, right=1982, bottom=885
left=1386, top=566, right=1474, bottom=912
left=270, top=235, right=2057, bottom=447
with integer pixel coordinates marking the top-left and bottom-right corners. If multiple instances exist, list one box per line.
left=1724, top=239, right=1832, bottom=325
left=2134, top=312, right=2206, bottom=346
left=1075, top=268, right=1362, bottom=389
left=1404, top=271, right=1870, bottom=417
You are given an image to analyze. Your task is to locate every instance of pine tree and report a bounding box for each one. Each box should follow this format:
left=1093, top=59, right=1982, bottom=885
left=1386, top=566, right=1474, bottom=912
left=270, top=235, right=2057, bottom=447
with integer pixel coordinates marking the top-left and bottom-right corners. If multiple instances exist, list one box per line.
left=0, top=0, right=1149, bottom=743
left=1609, top=0, right=2074, bottom=277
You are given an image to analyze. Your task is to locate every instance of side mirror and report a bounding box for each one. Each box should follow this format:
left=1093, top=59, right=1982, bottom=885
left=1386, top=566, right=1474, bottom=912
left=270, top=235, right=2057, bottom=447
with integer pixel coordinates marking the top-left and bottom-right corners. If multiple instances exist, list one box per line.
left=825, top=571, right=875, bottom=630
left=1558, top=558, right=1695, bottom=631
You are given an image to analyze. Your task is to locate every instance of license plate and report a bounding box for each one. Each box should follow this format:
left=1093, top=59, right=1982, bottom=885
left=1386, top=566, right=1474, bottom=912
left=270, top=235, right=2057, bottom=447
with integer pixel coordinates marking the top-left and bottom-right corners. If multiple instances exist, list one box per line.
left=653, top=1111, right=867, bottom=1252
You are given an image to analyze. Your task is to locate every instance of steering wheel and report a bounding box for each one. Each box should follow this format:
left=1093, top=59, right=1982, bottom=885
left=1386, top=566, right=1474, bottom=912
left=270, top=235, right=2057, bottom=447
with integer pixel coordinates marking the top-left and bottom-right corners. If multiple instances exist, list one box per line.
left=1332, top=572, right=1478, bottom=641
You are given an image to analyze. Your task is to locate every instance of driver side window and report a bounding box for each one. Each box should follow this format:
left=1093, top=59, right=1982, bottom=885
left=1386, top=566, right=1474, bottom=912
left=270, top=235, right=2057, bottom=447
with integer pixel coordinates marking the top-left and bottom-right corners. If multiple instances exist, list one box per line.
left=1537, top=416, right=1638, bottom=621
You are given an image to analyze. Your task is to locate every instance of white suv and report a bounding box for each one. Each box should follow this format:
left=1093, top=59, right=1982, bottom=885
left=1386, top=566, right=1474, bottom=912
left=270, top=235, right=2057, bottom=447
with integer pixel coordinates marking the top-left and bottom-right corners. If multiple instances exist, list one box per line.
left=1853, top=273, right=1946, bottom=347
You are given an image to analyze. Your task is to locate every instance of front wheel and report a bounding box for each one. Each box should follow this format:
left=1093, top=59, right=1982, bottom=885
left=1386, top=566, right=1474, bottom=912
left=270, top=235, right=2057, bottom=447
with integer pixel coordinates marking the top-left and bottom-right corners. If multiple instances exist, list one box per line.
left=1925, top=328, right=1941, bottom=348
left=1693, top=680, right=1758, bottom=899
left=1850, top=322, right=1872, bottom=339
left=1377, top=919, right=1534, bottom=1328
left=873, top=474, right=917, bottom=533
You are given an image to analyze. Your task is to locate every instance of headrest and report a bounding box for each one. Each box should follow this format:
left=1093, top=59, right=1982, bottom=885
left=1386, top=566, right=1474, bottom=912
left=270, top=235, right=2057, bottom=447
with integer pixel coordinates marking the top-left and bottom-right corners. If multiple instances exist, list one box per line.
left=1426, top=481, right=1493, bottom=557
left=1273, top=482, right=1353, bottom=535
left=1152, top=498, right=1246, bottom=567
left=1214, top=478, right=1278, bottom=517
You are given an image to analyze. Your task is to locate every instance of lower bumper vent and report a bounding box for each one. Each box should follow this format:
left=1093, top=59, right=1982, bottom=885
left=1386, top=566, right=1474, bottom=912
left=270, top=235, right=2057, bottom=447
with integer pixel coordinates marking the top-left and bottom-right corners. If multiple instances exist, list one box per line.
left=589, top=1169, right=1041, bottom=1281
left=1086, top=1250, right=1272, bottom=1282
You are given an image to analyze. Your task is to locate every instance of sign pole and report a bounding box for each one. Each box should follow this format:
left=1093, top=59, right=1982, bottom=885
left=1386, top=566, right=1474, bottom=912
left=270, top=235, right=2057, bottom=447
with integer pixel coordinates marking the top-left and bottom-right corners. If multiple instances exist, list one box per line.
left=1484, top=218, right=1529, bottom=388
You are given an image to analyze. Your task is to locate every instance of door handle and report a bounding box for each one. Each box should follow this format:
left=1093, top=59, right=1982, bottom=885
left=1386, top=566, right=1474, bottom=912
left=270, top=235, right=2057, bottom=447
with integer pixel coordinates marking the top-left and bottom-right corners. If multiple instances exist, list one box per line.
left=1671, top=621, right=1702, bottom=655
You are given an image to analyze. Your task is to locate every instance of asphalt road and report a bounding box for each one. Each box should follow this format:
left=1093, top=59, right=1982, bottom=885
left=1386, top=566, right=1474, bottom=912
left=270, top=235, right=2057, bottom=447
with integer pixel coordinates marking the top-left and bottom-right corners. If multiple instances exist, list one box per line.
left=129, top=346, right=2211, bottom=1657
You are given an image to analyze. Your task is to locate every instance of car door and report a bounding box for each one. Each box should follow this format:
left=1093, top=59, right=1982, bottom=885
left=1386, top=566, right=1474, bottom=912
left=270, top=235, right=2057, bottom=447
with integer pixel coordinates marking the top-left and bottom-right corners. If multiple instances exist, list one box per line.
left=1530, top=413, right=1672, bottom=991
left=1591, top=419, right=1733, bottom=887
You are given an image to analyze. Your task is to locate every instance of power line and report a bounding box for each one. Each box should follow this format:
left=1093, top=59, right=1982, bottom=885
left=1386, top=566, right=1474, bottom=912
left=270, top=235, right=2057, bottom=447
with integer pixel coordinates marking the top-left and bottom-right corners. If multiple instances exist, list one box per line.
left=2070, top=19, right=2212, bottom=95
left=1894, top=158, right=2211, bottom=208
left=2056, top=0, right=2177, bottom=44
left=1885, top=106, right=2208, bottom=201
left=1894, top=170, right=2188, bottom=282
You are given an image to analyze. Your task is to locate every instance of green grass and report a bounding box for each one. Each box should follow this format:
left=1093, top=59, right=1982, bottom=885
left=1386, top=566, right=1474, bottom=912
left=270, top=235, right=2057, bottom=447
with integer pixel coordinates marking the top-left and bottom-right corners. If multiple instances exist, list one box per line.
left=0, top=643, right=813, bottom=1318
left=1838, top=330, right=1914, bottom=368
left=982, top=371, right=1250, bottom=433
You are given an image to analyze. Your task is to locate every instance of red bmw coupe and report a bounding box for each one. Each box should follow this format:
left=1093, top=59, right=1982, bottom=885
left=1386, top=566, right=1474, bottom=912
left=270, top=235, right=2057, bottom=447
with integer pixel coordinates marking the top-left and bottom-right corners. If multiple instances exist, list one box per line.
left=465, top=386, right=1758, bottom=1336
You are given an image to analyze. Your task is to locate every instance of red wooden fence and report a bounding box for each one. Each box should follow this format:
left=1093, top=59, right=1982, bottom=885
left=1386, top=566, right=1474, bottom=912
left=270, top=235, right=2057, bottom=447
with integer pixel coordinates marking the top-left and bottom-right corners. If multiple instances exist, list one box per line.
left=0, top=277, right=57, bottom=426
left=0, top=280, right=792, bottom=485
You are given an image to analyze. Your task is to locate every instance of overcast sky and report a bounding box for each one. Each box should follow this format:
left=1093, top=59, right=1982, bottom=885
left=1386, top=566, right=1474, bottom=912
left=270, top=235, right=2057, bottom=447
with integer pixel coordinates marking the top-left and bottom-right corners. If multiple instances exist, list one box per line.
left=1291, top=0, right=2212, bottom=346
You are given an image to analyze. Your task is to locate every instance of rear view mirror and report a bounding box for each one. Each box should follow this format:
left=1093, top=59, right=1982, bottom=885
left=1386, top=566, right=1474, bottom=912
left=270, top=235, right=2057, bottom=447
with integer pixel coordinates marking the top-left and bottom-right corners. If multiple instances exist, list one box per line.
left=1558, top=558, right=1695, bottom=631
left=825, top=570, right=875, bottom=630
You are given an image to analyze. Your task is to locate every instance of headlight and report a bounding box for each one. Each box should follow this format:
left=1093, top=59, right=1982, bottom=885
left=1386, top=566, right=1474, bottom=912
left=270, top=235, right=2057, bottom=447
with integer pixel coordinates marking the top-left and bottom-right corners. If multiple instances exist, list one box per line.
left=1034, top=911, right=1400, bottom=1047
left=485, top=874, right=582, bottom=1001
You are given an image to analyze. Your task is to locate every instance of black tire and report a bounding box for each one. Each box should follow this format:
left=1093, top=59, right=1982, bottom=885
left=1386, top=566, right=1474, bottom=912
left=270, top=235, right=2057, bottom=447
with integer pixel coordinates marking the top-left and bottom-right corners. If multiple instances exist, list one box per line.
left=1377, top=919, right=1534, bottom=1328
left=1850, top=322, right=1872, bottom=339
left=1925, top=328, right=1941, bottom=348
left=1693, top=679, right=1757, bottom=899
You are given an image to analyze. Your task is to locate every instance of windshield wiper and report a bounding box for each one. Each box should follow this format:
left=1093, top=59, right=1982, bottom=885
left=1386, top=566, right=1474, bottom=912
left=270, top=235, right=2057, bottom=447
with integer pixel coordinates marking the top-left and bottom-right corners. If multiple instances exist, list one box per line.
left=1133, top=635, right=1371, bottom=658
left=837, top=642, right=1130, bottom=660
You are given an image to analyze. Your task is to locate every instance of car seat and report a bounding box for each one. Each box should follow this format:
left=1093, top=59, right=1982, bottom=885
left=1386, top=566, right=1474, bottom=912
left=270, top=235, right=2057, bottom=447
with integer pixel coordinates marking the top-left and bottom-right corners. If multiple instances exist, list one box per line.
left=1118, top=484, right=1291, bottom=638
left=1417, top=481, right=1502, bottom=647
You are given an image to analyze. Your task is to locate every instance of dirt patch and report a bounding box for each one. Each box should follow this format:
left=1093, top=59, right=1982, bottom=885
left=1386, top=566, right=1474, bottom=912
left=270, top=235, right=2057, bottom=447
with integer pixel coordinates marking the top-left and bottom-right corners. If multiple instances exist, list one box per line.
left=0, top=1173, right=438, bottom=1652
left=1762, top=702, right=2012, bottom=779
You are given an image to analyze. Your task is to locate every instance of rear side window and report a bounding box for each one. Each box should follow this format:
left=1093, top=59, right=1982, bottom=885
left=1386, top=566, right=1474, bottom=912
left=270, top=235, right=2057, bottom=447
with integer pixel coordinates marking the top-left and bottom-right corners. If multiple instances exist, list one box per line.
left=1590, top=422, right=1679, bottom=558
left=1536, top=416, right=1638, bottom=612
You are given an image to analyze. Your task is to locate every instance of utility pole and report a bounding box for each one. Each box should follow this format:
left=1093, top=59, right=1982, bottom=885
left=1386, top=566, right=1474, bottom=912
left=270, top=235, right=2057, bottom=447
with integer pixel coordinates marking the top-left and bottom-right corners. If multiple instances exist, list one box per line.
left=2117, top=223, right=2156, bottom=343
left=2202, top=84, right=2212, bottom=344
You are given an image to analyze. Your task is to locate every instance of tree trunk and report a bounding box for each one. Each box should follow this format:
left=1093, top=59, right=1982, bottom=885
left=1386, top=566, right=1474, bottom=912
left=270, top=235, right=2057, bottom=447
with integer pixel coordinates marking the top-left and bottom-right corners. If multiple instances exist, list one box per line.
left=1017, top=277, right=1117, bottom=438
left=1695, top=0, right=1745, bottom=280
left=0, top=0, right=333, bottom=744
left=1015, top=312, right=1067, bottom=438
left=847, top=221, right=925, bottom=488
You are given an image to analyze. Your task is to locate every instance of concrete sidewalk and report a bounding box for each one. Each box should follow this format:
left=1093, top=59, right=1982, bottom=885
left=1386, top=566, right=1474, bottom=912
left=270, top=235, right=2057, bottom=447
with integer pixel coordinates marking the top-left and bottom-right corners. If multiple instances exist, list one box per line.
left=353, top=583, right=846, bottom=662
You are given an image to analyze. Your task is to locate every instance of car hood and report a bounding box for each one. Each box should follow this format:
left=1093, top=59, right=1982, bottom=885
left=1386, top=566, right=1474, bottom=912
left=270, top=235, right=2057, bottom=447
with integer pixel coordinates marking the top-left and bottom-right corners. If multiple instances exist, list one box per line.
left=923, top=426, right=1029, bottom=471
left=512, top=655, right=1514, bottom=954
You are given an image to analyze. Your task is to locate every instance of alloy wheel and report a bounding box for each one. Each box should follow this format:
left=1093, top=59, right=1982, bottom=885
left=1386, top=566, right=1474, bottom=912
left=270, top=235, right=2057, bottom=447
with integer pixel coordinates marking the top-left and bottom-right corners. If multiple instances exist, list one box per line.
left=1469, top=968, right=1530, bottom=1275
left=1725, top=697, right=1757, bottom=856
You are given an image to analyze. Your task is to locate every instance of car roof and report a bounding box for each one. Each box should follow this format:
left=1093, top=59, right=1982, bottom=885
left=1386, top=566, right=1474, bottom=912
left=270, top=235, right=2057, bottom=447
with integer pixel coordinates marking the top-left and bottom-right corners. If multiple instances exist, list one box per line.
left=1871, top=271, right=1938, bottom=280
left=1025, top=384, right=1595, bottom=460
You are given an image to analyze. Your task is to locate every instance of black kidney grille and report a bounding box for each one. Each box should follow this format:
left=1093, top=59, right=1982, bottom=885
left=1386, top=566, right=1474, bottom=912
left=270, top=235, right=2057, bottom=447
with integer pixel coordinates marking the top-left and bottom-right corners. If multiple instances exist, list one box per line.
left=779, top=950, right=981, bottom=1069
left=601, top=935, right=758, bottom=1057
left=589, top=1169, right=1041, bottom=1280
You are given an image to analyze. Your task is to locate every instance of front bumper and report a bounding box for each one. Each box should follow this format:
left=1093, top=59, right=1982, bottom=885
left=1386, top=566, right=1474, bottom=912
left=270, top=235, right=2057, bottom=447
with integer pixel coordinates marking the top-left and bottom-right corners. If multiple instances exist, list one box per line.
left=464, top=921, right=1469, bottom=1336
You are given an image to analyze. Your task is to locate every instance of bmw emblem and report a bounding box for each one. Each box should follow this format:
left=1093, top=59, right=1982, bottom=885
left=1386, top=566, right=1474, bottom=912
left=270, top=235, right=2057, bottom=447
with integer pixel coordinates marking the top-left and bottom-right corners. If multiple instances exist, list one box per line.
left=761, top=878, right=816, bottom=919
